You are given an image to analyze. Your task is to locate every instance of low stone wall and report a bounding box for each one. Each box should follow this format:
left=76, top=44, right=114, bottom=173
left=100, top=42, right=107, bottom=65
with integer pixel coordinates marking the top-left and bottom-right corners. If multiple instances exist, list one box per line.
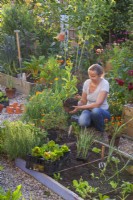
left=0, top=72, right=35, bottom=95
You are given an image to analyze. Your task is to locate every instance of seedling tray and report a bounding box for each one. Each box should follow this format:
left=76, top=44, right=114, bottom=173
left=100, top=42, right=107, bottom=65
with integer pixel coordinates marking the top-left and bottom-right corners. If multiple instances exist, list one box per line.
left=25, top=151, right=70, bottom=175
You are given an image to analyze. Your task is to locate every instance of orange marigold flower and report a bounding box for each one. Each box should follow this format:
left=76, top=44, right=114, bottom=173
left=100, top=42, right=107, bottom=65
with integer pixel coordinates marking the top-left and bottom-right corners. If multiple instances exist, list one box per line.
left=57, top=60, right=64, bottom=64
left=41, top=114, right=45, bottom=116
left=111, top=116, right=115, bottom=121
left=40, top=119, right=45, bottom=122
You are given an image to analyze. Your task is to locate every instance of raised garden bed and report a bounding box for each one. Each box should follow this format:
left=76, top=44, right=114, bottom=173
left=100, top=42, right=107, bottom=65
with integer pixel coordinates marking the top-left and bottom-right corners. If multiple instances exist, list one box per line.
left=16, top=141, right=133, bottom=200
left=0, top=72, right=35, bottom=95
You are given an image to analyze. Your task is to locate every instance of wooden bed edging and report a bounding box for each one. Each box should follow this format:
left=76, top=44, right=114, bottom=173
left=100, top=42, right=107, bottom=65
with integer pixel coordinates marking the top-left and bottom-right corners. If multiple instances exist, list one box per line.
left=94, top=139, right=133, bottom=160
left=15, top=158, right=83, bottom=200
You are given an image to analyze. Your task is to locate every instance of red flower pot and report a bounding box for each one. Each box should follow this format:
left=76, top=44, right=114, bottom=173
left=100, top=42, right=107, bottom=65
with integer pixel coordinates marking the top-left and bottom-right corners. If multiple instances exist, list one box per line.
left=5, top=88, right=16, bottom=99
left=12, top=102, right=18, bottom=109
left=0, top=104, right=4, bottom=113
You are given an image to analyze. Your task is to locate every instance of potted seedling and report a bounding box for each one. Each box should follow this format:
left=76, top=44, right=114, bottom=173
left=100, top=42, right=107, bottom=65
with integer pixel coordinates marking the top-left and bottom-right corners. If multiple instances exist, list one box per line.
left=5, top=75, right=16, bottom=99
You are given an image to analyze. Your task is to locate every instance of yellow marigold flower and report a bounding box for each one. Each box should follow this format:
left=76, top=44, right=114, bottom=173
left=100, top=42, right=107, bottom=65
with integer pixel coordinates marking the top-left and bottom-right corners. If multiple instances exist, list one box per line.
left=40, top=119, right=45, bottom=122
left=85, top=16, right=90, bottom=21
left=54, top=77, right=59, bottom=81
left=29, top=97, right=33, bottom=101
left=36, top=91, right=42, bottom=96
left=36, top=3, right=41, bottom=7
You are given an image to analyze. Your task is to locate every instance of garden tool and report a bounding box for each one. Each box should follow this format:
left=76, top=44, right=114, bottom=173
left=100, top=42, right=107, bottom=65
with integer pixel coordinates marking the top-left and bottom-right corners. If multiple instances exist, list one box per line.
left=98, top=145, right=106, bottom=169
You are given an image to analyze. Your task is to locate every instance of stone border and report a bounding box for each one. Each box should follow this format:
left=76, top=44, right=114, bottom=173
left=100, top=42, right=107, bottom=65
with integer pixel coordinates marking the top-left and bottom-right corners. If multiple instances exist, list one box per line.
left=15, top=158, right=83, bottom=200
left=0, top=72, right=35, bottom=95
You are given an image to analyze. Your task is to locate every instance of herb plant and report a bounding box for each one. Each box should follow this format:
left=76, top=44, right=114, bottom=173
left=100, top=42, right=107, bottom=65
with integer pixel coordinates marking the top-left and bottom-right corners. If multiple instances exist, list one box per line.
left=76, top=128, right=95, bottom=160
left=1, top=120, right=47, bottom=159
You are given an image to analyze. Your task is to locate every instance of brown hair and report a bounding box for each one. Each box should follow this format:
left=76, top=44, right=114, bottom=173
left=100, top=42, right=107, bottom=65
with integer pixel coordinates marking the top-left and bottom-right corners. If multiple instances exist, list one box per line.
left=88, top=64, right=104, bottom=76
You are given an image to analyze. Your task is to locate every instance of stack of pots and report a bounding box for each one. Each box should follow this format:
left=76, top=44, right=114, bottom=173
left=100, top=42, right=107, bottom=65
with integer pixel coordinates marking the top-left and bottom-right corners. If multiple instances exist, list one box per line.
left=6, top=102, right=25, bottom=114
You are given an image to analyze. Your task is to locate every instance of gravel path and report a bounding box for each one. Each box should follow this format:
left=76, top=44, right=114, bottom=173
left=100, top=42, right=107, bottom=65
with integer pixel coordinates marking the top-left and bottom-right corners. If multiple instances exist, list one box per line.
left=0, top=85, right=132, bottom=199
left=0, top=86, right=64, bottom=199
left=0, top=157, right=63, bottom=200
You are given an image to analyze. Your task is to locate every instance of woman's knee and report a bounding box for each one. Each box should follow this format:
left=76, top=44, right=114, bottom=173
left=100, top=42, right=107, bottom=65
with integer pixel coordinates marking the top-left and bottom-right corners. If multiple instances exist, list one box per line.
left=78, top=110, right=91, bottom=127
left=91, top=108, right=101, bottom=117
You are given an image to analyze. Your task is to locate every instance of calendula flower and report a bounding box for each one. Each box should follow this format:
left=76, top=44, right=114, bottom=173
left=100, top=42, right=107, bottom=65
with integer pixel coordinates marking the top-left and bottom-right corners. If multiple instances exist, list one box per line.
left=41, top=114, right=45, bottom=116
left=111, top=116, right=115, bottom=120
left=54, top=77, right=59, bottom=81
left=36, top=91, right=42, bottom=96
left=40, top=119, right=45, bottom=123
left=35, top=3, right=41, bottom=7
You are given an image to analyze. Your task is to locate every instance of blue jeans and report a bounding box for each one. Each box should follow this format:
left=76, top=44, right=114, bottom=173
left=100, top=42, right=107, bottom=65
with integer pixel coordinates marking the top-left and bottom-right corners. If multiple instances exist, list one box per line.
left=71, top=108, right=110, bottom=132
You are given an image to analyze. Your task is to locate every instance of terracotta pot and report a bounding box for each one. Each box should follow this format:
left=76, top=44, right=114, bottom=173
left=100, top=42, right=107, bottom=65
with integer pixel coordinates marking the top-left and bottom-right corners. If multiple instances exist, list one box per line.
left=12, top=102, right=18, bottom=109
left=14, top=106, right=22, bottom=114
left=5, top=88, right=16, bottom=99
left=0, top=104, right=4, bottom=113
left=108, top=135, right=120, bottom=147
left=6, top=106, right=14, bottom=114
left=20, top=104, right=25, bottom=112
left=57, top=32, right=65, bottom=41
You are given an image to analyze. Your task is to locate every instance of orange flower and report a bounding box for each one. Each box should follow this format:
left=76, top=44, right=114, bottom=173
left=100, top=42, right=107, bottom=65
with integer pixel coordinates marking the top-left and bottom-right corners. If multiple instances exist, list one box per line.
left=57, top=60, right=64, bottom=64
left=41, top=114, right=45, bottom=116
left=40, top=119, right=45, bottom=122
left=111, top=116, right=115, bottom=121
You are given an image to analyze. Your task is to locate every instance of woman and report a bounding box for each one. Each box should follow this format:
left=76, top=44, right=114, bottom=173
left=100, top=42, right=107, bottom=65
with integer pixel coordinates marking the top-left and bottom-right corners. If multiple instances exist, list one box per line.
left=70, top=64, right=110, bottom=132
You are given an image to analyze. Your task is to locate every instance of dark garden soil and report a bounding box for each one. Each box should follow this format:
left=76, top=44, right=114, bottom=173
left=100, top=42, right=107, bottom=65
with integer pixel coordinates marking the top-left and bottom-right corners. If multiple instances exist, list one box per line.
left=25, top=128, right=133, bottom=200
left=50, top=142, right=133, bottom=200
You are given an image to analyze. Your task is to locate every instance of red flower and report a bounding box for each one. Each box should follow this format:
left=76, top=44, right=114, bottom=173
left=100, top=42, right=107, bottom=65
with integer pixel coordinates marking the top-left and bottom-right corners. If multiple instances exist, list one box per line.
left=115, top=78, right=124, bottom=86
left=128, top=83, right=133, bottom=91
left=128, top=70, right=133, bottom=76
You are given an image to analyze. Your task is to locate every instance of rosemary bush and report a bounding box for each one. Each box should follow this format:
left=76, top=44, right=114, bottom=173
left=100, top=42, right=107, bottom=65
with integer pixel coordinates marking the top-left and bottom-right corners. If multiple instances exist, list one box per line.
left=1, top=120, right=47, bottom=159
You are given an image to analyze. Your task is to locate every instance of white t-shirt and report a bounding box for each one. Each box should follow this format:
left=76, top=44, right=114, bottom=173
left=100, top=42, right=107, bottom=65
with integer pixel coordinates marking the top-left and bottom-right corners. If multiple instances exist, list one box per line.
left=83, top=78, right=109, bottom=110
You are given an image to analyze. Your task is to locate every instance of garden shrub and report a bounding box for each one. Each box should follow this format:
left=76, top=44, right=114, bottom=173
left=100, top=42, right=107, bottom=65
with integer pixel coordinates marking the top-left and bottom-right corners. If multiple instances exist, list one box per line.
left=106, top=44, right=133, bottom=116
left=22, top=88, right=68, bottom=130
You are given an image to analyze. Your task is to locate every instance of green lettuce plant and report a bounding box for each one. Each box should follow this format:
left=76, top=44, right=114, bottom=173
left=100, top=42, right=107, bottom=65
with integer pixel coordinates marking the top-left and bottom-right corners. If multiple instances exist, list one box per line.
left=31, top=140, right=70, bottom=161
left=72, top=177, right=98, bottom=199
